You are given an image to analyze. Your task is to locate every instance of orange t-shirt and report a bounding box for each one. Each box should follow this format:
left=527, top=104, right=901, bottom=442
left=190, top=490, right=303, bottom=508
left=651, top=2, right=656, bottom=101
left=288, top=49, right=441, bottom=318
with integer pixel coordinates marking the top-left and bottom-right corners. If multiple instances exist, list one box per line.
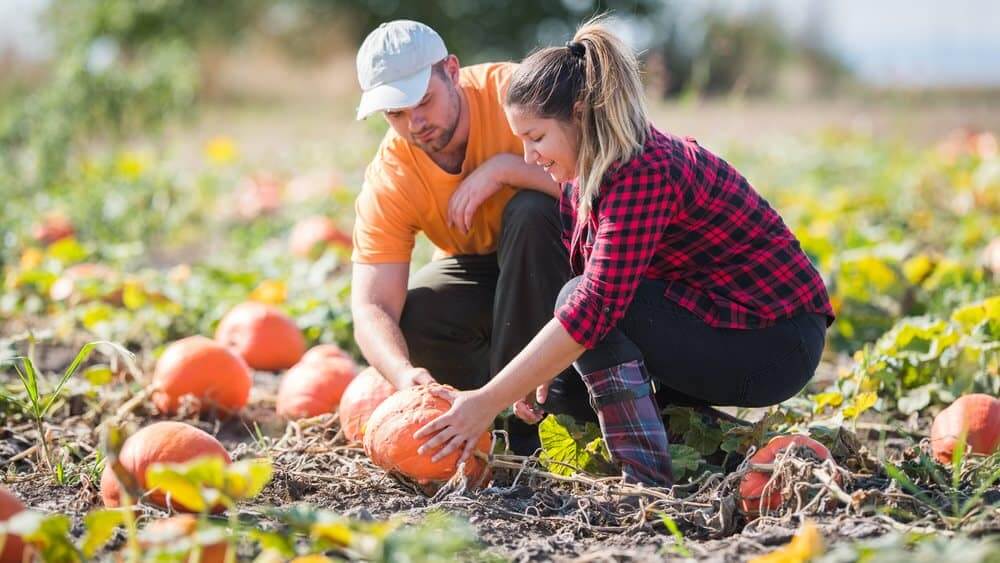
left=352, top=62, right=524, bottom=264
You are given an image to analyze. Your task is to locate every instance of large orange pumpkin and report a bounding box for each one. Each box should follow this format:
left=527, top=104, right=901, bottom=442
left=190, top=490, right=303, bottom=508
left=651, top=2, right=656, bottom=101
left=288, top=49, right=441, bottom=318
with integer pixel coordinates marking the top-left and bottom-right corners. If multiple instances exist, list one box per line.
left=139, top=515, right=231, bottom=563
left=289, top=216, right=352, bottom=258
left=338, top=367, right=396, bottom=443
left=363, top=384, right=491, bottom=488
left=277, top=356, right=357, bottom=420
left=738, top=435, right=834, bottom=517
left=151, top=336, right=252, bottom=415
left=0, top=486, right=28, bottom=563
left=215, top=302, right=305, bottom=371
left=930, top=394, right=1000, bottom=464
left=235, top=174, right=283, bottom=220
left=100, top=421, right=231, bottom=512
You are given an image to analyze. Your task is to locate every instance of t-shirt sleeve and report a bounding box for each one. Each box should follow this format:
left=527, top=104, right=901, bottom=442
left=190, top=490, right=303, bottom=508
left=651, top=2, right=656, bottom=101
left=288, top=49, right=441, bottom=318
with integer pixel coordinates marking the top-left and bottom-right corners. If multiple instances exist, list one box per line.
left=351, top=159, right=419, bottom=264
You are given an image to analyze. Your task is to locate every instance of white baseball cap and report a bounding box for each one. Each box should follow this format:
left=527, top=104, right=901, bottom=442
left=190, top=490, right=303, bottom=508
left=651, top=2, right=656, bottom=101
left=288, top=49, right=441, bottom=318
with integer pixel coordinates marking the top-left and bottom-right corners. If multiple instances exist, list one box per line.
left=355, top=20, right=448, bottom=120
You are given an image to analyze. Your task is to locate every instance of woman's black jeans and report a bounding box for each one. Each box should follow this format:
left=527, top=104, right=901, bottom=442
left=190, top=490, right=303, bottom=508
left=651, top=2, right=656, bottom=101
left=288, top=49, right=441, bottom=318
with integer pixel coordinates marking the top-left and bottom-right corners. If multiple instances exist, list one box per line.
left=542, top=277, right=828, bottom=422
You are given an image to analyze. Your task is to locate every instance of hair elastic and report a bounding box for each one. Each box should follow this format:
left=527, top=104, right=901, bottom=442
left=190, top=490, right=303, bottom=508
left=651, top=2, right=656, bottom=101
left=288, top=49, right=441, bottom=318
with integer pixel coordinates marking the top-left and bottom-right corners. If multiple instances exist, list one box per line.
left=565, top=40, right=586, bottom=59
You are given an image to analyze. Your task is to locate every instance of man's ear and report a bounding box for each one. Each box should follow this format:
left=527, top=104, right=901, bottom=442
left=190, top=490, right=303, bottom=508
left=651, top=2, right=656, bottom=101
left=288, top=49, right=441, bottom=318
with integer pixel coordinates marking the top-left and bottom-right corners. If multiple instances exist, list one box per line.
left=444, top=54, right=461, bottom=86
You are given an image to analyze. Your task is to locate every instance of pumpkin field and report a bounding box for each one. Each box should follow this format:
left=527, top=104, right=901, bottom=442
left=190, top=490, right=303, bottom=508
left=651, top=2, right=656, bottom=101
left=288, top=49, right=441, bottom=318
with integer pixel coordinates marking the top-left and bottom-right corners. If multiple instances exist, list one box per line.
left=1, top=111, right=999, bottom=562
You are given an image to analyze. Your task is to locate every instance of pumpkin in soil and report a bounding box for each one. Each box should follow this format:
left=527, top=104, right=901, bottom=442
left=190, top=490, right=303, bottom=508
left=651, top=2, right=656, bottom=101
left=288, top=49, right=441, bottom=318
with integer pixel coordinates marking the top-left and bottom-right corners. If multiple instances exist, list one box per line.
left=100, top=421, right=231, bottom=512
left=0, top=486, right=28, bottom=563
left=152, top=335, right=252, bottom=415
left=339, top=367, right=396, bottom=443
left=289, top=216, right=352, bottom=258
left=277, top=356, right=357, bottom=419
left=49, top=263, right=122, bottom=304
left=301, top=343, right=350, bottom=364
left=138, top=515, right=231, bottom=563
left=215, top=302, right=305, bottom=371
left=738, top=435, right=834, bottom=517
left=235, top=173, right=283, bottom=220
left=363, top=384, right=492, bottom=489
left=31, top=213, right=74, bottom=245
left=930, top=394, right=1000, bottom=464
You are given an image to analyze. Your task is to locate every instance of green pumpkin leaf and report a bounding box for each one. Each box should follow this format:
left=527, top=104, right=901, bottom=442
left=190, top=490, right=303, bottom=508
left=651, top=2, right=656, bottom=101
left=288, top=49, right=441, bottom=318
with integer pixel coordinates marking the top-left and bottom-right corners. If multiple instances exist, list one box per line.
left=538, top=414, right=609, bottom=477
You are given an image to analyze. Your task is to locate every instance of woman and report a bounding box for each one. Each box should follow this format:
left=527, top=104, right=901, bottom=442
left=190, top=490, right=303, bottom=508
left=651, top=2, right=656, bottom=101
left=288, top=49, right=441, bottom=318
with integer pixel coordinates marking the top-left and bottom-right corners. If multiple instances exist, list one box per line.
left=414, top=18, right=835, bottom=486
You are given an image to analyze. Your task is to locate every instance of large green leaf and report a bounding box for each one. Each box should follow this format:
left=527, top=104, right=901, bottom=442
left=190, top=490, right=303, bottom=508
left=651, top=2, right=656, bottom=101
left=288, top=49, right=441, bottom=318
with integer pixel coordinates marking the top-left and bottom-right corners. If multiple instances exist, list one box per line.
left=538, top=414, right=614, bottom=477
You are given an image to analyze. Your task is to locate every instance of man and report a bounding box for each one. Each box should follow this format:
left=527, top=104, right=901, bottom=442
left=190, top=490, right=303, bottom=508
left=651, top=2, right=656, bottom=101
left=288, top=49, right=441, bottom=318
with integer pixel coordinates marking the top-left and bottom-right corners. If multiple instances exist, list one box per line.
left=350, top=20, right=592, bottom=452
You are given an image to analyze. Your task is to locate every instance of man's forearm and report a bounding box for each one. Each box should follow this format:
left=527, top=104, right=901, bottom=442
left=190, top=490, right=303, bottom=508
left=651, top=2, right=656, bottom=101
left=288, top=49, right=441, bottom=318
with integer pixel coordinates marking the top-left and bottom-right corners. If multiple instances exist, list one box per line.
left=353, top=303, right=414, bottom=389
left=492, top=153, right=561, bottom=199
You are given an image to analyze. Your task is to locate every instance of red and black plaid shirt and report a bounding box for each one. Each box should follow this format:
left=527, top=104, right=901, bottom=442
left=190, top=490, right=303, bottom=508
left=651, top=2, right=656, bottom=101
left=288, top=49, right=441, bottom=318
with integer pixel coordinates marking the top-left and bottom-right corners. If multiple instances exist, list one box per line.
left=556, top=126, right=835, bottom=349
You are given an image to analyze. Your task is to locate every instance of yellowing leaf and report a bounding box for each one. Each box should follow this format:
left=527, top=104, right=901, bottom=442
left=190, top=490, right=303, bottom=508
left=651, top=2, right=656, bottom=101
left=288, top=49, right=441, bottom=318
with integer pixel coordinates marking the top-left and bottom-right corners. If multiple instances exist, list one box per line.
left=311, top=520, right=354, bottom=547
left=843, top=391, right=878, bottom=419
left=19, top=248, right=45, bottom=270
left=144, top=467, right=209, bottom=512
left=204, top=136, right=238, bottom=165
left=81, top=509, right=125, bottom=557
left=222, top=458, right=273, bottom=501
left=122, top=280, right=147, bottom=310
left=46, top=238, right=87, bottom=264
left=902, top=254, right=934, bottom=285
left=811, top=391, right=843, bottom=413
left=749, top=520, right=823, bottom=563
left=115, top=151, right=148, bottom=180
left=250, top=279, right=287, bottom=305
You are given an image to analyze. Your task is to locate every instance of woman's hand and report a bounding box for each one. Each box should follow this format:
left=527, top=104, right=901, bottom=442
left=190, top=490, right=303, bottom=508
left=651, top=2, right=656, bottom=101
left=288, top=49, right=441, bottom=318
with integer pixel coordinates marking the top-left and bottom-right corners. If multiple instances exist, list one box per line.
left=414, top=386, right=501, bottom=463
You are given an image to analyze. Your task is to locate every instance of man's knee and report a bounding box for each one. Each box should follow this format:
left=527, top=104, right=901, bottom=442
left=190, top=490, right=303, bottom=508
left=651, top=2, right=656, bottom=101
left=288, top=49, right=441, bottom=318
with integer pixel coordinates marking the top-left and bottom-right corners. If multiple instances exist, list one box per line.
left=501, top=190, right=559, bottom=237
left=555, top=276, right=583, bottom=312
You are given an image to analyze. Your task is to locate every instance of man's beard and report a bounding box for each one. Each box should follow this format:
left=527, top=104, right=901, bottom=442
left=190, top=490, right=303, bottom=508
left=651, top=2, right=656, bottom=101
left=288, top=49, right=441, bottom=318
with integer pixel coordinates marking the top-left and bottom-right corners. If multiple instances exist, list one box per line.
left=414, top=87, right=460, bottom=153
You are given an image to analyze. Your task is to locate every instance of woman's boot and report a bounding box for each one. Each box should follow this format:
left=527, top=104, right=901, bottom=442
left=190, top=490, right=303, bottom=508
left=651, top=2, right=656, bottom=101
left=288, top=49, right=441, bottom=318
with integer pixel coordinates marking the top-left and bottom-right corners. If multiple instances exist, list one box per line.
left=580, top=359, right=674, bottom=486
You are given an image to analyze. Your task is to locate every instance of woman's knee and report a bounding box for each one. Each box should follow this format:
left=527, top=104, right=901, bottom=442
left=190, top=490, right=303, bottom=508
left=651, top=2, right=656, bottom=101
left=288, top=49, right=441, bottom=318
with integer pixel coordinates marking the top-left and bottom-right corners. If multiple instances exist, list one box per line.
left=555, top=276, right=583, bottom=312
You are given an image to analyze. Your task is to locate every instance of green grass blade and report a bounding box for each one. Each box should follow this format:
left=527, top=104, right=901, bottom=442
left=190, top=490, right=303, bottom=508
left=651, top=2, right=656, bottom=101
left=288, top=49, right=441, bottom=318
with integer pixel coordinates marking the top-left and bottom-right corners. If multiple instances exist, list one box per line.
left=884, top=461, right=940, bottom=512
left=41, top=341, right=134, bottom=417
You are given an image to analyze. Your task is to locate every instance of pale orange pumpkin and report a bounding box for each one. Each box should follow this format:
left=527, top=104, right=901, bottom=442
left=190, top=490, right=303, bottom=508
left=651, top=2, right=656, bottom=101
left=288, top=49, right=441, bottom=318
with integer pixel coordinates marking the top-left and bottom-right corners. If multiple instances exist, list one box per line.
left=151, top=335, right=252, bottom=415
left=289, top=216, right=352, bottom=258
left=139, top=515, right=231, bottom=563
left=0, top=486, right=28, bottom=563
left=738, top=435, right=834, bottom=517
left=930, top=394, right=1000, bottom=464
left=31, top=213, right=74, bottom=245
left=100, top=421, right=231, bottom=512
left=338, top=367, right=396, bottom=443
left=215, top=302, right=305, bottom=371
left=363, top=384, right=491, bottom=489
left=277, top=356, right=357, bottom=420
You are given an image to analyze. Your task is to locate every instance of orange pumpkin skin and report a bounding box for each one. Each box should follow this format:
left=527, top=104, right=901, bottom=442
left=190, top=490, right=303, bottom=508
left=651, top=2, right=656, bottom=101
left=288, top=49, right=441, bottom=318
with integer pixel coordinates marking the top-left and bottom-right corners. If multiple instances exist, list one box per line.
left=289, top=216, right=352, bottom=258
left=215, top=302, right=306, bottom=371
left=151, top=336, right=252, bottom=415
left=931, top=394, right=1000, bottom=464
left=100, top=421, right=231, bottom=512
left=31, top=213, right=74, bottom=245
left=339, top=367, right=396, bottom=443
left=363, top=384, right=491, bottom=488
left=277, top=357, right=357, bottom=419
left=301, top=343, right=350, bottom=364
left=0, top=486, right=28, bottom=563
left=738, top=435, right=833, bottom=517
left=139, top=515, right=230, bottom=563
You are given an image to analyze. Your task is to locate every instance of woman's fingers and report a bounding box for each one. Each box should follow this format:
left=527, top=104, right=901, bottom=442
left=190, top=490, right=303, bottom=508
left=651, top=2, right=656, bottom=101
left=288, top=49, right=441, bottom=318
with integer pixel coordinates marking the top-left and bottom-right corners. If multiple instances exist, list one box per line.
left=431, top=433, right=465, bottom=462
left=425, top=385, right=457, bottom=402
left=513, top=399, right=543, bottom=424
left=414, top=411, right=449, bottom=440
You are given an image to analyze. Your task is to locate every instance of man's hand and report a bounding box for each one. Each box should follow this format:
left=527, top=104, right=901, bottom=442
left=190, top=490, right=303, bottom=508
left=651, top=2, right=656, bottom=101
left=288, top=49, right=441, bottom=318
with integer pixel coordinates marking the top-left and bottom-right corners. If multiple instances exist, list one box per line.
left=447, top=155, right=508, bottom=234
left=512, top=382, right=550, bottom=424
left=396, top=366, right=436, bottom=389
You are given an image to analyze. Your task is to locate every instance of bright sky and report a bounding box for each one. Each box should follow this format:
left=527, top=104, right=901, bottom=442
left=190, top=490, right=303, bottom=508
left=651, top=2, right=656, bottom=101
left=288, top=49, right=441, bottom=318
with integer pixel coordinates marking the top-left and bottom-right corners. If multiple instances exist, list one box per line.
left=2, top=0, right=999, bottom=86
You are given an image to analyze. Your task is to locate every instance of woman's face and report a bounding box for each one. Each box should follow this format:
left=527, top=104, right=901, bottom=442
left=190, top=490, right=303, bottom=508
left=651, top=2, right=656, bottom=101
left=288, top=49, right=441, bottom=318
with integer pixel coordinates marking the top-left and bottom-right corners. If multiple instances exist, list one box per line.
left=504, top=105, right=580, bottom=184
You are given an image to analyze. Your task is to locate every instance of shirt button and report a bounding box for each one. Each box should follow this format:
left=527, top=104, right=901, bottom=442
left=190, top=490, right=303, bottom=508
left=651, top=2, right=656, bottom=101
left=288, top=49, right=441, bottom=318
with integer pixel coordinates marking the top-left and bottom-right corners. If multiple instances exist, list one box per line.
left=603, top=307, right=611, bottom=313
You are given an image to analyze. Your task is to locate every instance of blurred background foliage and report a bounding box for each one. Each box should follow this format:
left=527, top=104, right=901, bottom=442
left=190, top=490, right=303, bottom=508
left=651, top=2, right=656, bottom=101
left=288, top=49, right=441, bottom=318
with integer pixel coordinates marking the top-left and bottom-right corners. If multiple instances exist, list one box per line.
left=0, top=0, right=850, bottom=192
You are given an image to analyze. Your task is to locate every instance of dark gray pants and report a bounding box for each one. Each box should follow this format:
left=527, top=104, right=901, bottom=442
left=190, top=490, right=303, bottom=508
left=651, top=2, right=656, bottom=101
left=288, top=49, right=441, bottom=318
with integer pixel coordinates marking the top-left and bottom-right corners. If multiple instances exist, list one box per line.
left=399, top=190, right=577, bottom=395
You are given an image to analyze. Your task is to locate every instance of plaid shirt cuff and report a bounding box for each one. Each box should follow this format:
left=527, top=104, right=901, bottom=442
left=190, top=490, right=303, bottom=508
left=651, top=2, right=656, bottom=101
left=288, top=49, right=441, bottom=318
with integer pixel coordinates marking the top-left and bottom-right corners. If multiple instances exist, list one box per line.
left=580, top=360, right=673, bottom=486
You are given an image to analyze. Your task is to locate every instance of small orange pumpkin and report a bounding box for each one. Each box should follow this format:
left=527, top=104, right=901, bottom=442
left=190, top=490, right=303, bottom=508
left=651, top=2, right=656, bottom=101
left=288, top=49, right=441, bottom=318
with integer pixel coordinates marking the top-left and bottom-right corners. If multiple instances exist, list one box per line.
left=738, top=435, right=834, bottom=517
left=151, top=336, right=252, bottom=415
left=930, top=394, right=1000, bottom=464
left=31, top=213, right=74, bottom=245
left=289, top=216, right=352, bottom=258
left=100, top=421, right=231, bottom=512
left=363, top=384, right=491, bottom=489
left=215, top=302, right=306, bottom=371
left=301, top=343, right=350, bottom=364
left=138, top=515, right=231, bottom=563
left=277, top=356, right=357, bottom=420
left=338, top=367, right=396, bottom=443
left=0, top=486, right=28, bottom=563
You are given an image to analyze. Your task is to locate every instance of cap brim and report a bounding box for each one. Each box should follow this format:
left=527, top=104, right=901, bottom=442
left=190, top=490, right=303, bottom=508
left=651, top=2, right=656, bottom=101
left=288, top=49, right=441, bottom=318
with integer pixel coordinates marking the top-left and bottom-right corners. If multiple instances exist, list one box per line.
left=356, top=66, right=433, bottom=120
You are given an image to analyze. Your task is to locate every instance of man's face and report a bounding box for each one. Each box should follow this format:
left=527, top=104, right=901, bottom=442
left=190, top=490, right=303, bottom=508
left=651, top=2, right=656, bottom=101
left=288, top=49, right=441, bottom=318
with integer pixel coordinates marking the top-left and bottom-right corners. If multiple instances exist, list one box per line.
left=383, top=60, right=462, bottom=154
